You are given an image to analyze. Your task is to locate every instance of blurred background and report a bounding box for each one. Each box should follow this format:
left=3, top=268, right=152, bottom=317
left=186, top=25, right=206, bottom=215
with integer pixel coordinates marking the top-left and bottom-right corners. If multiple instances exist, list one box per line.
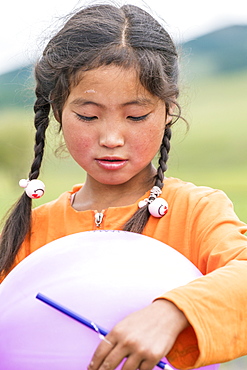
left=0, top=1, right=246, bottom=368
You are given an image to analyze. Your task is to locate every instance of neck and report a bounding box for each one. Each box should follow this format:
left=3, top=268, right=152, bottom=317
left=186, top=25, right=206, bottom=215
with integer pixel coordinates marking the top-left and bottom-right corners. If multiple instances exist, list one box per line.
left=73, top=166, right=157, bottom=212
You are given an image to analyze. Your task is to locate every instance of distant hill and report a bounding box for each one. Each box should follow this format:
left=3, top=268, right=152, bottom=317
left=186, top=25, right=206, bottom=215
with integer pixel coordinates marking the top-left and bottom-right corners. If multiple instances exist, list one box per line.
left=0, top=65, right=35, bottom=108
left=1, top=25, right=247, bottom=108
left=182, top=25, right=247, bottom=77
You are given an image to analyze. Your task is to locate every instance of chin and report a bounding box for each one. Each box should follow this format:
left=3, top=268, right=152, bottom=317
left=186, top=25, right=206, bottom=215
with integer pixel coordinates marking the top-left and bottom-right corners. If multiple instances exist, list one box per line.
left=95, top=176, right=132, bottom=186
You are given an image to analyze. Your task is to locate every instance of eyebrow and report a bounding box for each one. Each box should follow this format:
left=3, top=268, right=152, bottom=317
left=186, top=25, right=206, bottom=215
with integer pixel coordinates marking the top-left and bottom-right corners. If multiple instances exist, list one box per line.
left=123, top=98, right=154, bottom=107
left=70, top=97, right=154, bottom=108
left=70, top=98, right=103, bottom=108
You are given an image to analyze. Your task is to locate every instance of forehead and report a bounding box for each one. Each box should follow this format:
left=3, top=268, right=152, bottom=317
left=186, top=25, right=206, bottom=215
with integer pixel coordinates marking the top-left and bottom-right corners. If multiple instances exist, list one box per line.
left=75, top=65, right=140, bottom=86
left=68, top=65, right=159, bottom=107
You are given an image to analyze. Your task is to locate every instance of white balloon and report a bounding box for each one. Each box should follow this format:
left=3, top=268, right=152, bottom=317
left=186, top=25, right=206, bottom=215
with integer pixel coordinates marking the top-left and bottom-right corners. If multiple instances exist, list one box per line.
left=0, top=231, right=219, bottom=370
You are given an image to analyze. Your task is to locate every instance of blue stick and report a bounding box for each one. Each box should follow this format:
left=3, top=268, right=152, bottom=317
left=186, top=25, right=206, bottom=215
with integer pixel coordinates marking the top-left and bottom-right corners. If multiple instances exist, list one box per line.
left=36, top=292, right=170, bottom=369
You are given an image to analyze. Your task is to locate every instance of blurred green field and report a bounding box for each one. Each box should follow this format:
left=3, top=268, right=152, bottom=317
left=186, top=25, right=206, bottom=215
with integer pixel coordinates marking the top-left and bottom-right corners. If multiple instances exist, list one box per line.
left=1, top=69, right=247, bottom=225
left=0, top=69, right=247, bottom=369
left=166, top=70, right=247, bottom=223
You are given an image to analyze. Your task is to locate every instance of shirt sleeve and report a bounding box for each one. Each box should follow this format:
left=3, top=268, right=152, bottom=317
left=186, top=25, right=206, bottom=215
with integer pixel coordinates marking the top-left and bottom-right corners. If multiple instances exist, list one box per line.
left=159, top=190, right=247, bottom=369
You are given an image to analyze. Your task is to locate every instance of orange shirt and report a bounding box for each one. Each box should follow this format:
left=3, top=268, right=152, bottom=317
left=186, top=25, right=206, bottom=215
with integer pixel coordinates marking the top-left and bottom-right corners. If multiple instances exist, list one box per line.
left=3, top=177, right=247, bottom=369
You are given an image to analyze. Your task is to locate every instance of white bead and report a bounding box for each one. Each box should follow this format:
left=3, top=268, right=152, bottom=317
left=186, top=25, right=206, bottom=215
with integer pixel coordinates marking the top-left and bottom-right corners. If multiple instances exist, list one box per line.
left=19, top=179, right=29, bottom=188
left=138, top=199, right=148, bottom=208
left=25, top=180, right=45, bottom=199
left=150, top=186, right=162, bottom=198
left=148, top=198, right=168, bottom=218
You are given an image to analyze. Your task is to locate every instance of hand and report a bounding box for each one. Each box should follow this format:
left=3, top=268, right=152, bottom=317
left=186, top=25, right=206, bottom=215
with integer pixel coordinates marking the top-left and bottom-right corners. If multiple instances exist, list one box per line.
left=87, top=299, right=189, bottom=370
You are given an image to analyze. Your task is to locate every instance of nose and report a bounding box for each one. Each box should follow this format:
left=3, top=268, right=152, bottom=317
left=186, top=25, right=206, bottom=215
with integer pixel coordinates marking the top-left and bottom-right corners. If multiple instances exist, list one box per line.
left=99, top=123, right=125, bottom=148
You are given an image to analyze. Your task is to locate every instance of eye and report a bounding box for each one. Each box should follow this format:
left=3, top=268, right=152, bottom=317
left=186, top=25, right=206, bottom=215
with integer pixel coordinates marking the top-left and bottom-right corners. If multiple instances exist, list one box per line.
left=76, top=113, right=98, bottom=122
left=127, top=114, right=149, bottom=122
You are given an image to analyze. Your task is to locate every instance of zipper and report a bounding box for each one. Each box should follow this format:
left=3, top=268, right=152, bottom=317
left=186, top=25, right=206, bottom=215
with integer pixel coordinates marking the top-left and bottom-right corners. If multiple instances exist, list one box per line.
left=94, top=210, right=105, bottom=228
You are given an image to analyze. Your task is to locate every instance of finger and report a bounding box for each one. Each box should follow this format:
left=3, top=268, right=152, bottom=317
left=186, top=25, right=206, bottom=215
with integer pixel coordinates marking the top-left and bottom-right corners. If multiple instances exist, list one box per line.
left=120, top=354, right=143, bottom=370
left=121, top=352, right=159, bottom=370
left=96, top=344, right=130, bottom=370
left=88, top=336, right=115, bottom=369
left=121, top=342, right=167, bottom=370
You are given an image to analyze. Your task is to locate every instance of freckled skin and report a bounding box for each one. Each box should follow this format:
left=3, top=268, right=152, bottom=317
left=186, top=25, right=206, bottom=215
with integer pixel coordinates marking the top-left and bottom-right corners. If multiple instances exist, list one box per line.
left=61, top=66, right=168, bottom=200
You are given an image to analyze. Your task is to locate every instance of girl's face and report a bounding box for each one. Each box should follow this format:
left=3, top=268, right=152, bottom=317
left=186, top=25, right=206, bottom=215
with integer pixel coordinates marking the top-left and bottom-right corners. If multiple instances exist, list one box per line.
left=61, top=65, right=169, bottom=188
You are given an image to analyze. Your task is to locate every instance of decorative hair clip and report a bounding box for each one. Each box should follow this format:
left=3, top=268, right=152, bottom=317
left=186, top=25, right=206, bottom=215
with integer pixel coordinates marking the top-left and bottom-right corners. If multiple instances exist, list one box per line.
left=138, top=186, right=168, bottom=218
left=19, top=179, right=45, bottom=199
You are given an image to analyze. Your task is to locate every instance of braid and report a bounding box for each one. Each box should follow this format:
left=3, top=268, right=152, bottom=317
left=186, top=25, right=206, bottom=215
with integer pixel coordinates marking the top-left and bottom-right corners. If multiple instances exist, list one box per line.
left=29, top=95, right=50, bottom=180
left=123, top=124, right=172, bottom=234
left=154, top=124, right=172, bottom=189
left=0, top=194, right=32, bottom=275
left=0, top=95, right=50, bottom=275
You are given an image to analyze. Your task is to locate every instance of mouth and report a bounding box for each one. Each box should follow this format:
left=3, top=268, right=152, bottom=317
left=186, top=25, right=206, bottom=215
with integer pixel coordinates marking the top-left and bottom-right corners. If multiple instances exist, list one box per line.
left=96, top=157, right=128, bottom=170
left=99, top=158, right=123, bottom=162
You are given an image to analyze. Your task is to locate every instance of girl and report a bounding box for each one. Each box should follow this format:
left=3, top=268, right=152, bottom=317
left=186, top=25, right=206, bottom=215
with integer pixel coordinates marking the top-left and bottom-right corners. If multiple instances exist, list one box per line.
left=1, top=3, right=247, bottom=370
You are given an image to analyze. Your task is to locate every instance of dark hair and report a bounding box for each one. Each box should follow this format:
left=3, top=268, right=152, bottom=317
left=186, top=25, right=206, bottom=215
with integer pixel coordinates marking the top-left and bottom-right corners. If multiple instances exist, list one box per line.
left=0, top=3, right=180, bottom=275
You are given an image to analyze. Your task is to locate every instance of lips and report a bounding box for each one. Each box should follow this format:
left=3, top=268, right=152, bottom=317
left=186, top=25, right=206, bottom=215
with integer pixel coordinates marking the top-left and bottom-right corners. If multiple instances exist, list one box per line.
left=96, top=157, right=128, bottom=170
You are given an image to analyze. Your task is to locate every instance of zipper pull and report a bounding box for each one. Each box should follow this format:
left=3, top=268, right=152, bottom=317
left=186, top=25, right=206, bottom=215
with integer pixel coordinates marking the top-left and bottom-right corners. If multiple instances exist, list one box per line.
left=94, top=212, right=104, bottom=228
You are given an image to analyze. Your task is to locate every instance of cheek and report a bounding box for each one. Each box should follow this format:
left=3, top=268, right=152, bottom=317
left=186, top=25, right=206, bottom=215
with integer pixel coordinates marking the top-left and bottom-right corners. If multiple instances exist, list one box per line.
left=129, top=136, right=162, bottom=168
left=68, top=138, right=92, bottom=156
left=136, top=127, right=163, bottom=155
left=62, top=127, right=93, bottom=155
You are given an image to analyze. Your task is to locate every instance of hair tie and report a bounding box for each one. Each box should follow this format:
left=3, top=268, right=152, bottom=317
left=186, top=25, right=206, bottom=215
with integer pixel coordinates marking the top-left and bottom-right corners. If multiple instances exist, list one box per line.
left=19, top=179, right=45, bottom=199
left=138, top=186, right=168, bottom=218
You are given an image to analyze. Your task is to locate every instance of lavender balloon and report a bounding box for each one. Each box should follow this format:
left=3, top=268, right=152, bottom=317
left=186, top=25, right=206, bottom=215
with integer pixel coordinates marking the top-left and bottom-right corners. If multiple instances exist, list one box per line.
left=0, top=230, right=219, bottom=370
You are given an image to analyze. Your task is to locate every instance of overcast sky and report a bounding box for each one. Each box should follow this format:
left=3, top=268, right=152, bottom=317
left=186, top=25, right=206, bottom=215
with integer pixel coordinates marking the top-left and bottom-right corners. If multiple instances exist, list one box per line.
left=1, top=0, right=247, bottom=74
